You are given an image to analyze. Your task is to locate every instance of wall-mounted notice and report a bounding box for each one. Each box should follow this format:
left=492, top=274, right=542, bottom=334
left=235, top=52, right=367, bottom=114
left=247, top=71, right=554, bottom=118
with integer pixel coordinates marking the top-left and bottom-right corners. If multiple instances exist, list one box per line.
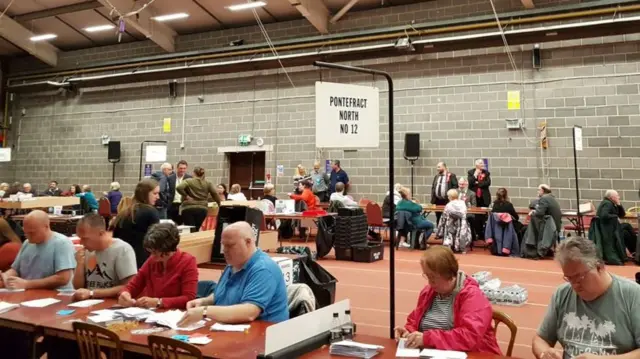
left=315, top=81, right=379, bottom=148
left=276, top=165, right=284, bottom=177
left=0, top=148, right=11, bottom=162
left=507, top=90, right=521, bottom=110
left=144, top=164, right=153, bottom=177
left=145, top=145, right=167, bottom=162
left=163, top=118, right=171, bottom=133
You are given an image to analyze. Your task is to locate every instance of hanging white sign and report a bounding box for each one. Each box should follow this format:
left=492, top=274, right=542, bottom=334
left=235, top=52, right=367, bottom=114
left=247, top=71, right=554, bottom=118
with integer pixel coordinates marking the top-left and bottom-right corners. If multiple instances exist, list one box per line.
left=315, top=81, right=380, bottom=148
left=573, top=126, right=583, bottom=151
left=0, top=148, right=10, bottom=162
left=145, top=145, right=167, bottom=162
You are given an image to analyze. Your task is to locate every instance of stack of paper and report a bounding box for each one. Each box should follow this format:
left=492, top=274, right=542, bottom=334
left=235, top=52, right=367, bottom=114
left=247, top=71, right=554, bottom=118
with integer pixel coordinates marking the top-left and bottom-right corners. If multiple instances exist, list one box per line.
left=0, top=301, right=19, bottom=314
left=210, top=323, right=250, bottom=332
left=330, top=340, right=384, bottom=359
left=145, top=310, right=206, bottom=331
left=0, top=288, right=25, bottom=293
left=396, top=339, right=420, bottom=357
left=68, top=299, right=104, bottom=308
left=20, top=298, right=61, bottom=308
left=419, top=349, right=467, bottom=359
left=114, top=307, right=155, bottom=320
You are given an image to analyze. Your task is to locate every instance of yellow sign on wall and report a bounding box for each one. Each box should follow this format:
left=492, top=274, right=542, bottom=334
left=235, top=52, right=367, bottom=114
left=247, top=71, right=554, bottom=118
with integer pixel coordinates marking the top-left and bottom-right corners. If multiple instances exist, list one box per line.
left=507, top=90, right=521, bottom=110
left=163, top=118, right=171, bottom=133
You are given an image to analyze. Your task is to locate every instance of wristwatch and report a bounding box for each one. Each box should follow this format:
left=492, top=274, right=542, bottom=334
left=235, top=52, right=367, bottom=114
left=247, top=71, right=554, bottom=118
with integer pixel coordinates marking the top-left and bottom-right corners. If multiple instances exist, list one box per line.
left=157, top=299, right=163, bottom=309
left=202, top=306, right=208, bottom=320
left=89, top=290, right=94, bottom=299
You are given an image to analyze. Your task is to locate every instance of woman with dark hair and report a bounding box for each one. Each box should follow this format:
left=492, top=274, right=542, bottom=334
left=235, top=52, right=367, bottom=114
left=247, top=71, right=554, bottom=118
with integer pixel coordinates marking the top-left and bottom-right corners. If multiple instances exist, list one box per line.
left=112, top=179, right=160, bottom=268
left=217, top=184, right=228, bottom=201
left=490, top=188, right=519, bottom=221
left=177, top=167, right=222, bottom=232
left=63, top=184, right=82, bottom=197
left=118, top=223, right=197, bottom=309
left=289, top=180, right=317, bottom=210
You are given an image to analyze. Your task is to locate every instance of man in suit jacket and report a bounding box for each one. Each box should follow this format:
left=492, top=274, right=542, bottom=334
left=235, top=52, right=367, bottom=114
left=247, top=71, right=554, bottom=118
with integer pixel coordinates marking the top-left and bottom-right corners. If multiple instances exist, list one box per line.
left=151, top=163, right=173, bottom=219
left=430, top=162, right=458, bottom=225
left=468, top=159, right=491, bottom=241
left=43, top=181, right=62, bottom=197
left=167, top=160, right=192, bottom=225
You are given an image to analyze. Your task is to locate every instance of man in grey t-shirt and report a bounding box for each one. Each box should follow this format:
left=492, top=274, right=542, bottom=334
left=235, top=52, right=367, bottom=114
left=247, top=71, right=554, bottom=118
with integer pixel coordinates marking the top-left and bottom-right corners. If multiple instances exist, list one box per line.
left=72, top=214, right=137, bottom=301
left=533, top=237, right=640, bottom=359
left=0, top=210, right=76, bottom=291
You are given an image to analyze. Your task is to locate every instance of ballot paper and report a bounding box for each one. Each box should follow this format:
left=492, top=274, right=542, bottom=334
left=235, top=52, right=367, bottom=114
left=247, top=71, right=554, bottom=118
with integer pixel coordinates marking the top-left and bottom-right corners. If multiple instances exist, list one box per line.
left=0, top=301, right=19, bottom=314
left=68, top=299, right=104, bottom=308
left=419, top=349, right=468, bottom=359
left=0, top=288, right=25, bottom=293
left=145, top=310, right=206, bottom=331
left=20, top=298, right=61, bottom=308
left=210, top=323, right=251, bottom=332
left=57, top=291, right=75, bottom=297
left=396, top=339, right=420, bottom=357
left=329, top=340, right=384, bottom=359
left=114, top=307, right=155, bottom=320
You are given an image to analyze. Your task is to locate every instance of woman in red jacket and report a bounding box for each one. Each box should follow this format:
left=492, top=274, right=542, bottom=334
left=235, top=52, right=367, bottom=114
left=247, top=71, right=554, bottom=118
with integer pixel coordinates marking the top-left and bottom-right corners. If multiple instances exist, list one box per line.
left=395, top=246, right=501, bottom=354
left=118, top=223, right=197, bottom=309
left=289, top=180, right=317, bottom=210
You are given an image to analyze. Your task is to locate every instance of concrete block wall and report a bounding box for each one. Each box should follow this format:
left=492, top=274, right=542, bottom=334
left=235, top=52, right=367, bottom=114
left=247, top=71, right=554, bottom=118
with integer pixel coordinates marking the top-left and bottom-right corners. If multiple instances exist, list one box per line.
left=4, top=0, right=640, bottom=209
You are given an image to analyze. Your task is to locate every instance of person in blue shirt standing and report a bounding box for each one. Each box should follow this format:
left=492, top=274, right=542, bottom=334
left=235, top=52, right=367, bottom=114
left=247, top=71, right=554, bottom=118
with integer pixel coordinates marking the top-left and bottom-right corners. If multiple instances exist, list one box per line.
left=178, top=221, right=288, bottom=325
left=329, top=160, right=350, bottom=195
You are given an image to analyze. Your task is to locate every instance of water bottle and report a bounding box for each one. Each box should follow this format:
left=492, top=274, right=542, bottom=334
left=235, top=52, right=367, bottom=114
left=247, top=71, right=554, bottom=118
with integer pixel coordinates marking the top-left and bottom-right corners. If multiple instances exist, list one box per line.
left=341, top=310, right=354, bottom=339
left=330, top=312, right=343, bottom=343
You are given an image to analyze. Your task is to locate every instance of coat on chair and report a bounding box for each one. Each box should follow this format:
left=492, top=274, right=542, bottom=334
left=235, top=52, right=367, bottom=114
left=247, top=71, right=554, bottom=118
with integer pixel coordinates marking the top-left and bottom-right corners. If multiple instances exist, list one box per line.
left=485, top=213, right=520, bottom=257
left=436, top=200, right=471, bottom=253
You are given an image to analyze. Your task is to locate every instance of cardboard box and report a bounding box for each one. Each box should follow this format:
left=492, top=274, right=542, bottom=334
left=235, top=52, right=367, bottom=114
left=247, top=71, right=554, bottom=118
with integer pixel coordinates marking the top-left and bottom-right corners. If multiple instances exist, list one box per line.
left=271, top=257, right=293, bottom=286
left=258, top=231, right=278, bottom=252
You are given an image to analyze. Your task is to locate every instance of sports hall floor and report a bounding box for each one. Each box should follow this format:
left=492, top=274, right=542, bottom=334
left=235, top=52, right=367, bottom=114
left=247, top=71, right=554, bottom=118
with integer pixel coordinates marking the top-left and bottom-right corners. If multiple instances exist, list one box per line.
left=198, top=244, right=640, bottom=359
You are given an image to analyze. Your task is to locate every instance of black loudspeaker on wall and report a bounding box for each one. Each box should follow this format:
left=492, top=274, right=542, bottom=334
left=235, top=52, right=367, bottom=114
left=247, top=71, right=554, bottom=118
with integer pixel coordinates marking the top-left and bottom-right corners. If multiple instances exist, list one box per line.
left=108, top=141, right=121, bottom=162
left=169, top=80, right=178, bottom=98
left=404, top=133, right=420, bottom=159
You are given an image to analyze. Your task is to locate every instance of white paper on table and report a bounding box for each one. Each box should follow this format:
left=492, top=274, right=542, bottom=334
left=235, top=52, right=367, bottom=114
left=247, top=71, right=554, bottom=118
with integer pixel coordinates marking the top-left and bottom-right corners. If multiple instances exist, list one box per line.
left=20, top=298, right=61, bottom=308
left=396, top=339, right=420, bottom=357
left=0, top=288, right=25, bottom=293
left=145, top=310, right=205, bottom=331
left=210, top=323, right=251, bottom=332
left=91, top=309, right=117, bottom=317
left=57, top=291, right=75, bottom=296
left=331, top=340, right=384, bottom=350
left=419, top=349, right=468, bottom=359
left=68, top=299, right=104, bottom=308
left=0, top=301, right=19, bottom=314
left=188, top=337, right=212, bottom=345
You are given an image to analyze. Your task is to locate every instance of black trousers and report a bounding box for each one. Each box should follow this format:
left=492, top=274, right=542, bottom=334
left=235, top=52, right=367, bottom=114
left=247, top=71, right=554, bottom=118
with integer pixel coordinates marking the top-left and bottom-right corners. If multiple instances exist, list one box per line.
left=182, top=207, right=208, bottom=232
left=168, top=202, right=183, bottom=225
left=474, top=196, right=489, bottom=240
left=433, top=198, right=448, bottom=225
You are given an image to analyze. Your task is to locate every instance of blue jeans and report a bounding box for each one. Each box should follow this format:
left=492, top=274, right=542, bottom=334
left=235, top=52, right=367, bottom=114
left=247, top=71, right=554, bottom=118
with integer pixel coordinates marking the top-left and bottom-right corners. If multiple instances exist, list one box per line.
left=415, top=219, right=434, bottom=240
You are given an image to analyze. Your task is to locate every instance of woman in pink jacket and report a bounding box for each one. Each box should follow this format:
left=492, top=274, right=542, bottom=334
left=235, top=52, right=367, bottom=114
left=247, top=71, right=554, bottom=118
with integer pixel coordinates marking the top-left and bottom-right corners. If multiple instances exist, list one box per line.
left=395, top=246, right=502, bottom=354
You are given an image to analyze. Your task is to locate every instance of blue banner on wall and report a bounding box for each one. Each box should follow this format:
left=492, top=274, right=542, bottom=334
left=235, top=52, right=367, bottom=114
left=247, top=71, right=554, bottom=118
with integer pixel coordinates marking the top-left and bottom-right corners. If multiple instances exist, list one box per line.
left=325, top=159, right=331, bottom=173
left=144, top=164, right=153, bottom=177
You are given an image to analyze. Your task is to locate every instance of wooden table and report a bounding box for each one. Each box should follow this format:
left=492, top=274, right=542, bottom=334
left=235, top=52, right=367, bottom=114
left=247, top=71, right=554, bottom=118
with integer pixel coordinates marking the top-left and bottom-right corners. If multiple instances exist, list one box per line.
left=198, top=252, right=303, bottom=271
left=0, top=290, right=272, bottom=359
left=0, top=197, right=79, bottom=209
left=299, top=334, right=513, bottom=359
left=264, top=213, right=335, bottom=220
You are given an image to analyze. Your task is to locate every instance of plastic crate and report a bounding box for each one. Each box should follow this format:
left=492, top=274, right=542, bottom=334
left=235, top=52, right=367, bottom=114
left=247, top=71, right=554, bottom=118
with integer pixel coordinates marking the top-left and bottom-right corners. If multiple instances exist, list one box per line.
left=352, top=242, right=385, bottom=263
left=334, top=246, right=353, bottom=261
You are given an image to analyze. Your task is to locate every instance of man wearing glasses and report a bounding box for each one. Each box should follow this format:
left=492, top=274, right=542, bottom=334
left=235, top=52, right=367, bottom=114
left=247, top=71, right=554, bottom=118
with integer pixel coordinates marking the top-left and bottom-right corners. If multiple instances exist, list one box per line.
left=533, top=237, right=640, bottom=359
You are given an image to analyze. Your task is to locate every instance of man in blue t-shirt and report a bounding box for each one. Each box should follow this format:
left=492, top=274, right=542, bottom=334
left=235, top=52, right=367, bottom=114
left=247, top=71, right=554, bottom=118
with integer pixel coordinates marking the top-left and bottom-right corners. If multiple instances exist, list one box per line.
left=178, top=221, right=288, bottom=326
left=329, top=160, right=350, bottom=195
left=0, top=210, right=76, bottom=291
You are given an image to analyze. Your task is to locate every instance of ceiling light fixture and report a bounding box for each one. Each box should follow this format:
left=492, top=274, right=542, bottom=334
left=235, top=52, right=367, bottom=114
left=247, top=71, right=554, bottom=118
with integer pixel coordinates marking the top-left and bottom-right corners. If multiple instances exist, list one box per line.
left=152, top=13, right=190, bottom=22
left=30, top=34, right=57, bottom=42
left=227, top=1, right=267, bottom=11
left=84, top=24, right=115, bottom=33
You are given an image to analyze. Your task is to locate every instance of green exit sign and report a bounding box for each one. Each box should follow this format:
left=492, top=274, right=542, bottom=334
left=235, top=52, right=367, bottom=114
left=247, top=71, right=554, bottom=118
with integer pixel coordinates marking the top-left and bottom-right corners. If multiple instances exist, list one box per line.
left=238, top=134, right=252, bottom=146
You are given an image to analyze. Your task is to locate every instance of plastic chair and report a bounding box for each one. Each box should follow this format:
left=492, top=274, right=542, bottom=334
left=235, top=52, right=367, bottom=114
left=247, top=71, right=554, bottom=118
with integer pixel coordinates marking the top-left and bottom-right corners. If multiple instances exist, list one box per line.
left=493, top=310, right=518, bottom=357
left=148, top=335, right=203, bottom=359
left=358, top=198, right=371, bottom=207
left=98, top=197, right=111, bottom=217
left=73, top=321, right=123, bottom=359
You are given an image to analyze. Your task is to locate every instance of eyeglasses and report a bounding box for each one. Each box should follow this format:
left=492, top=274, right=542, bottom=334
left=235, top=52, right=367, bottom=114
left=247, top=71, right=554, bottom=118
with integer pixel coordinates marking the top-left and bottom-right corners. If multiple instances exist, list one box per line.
left=562, top=269, right=592, bottom=284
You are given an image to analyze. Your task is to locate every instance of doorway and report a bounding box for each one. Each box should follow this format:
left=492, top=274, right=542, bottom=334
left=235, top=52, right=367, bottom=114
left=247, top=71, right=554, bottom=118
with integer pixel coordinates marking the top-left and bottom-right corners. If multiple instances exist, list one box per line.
left=228, top=151, right=266, bottom=200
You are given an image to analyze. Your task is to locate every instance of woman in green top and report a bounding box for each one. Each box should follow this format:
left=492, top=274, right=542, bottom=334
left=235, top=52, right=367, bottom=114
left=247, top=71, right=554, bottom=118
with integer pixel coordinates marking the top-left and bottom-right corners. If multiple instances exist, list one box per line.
left=396, top=186, right=434, bottom=237
left=176, top=167, right=222, bottom=232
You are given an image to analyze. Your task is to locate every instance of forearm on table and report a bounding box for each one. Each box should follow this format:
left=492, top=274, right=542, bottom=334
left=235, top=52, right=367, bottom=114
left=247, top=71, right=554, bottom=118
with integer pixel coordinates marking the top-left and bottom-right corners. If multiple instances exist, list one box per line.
left=92, top=285, right=126, bottom=299
left=206, top=303, right=261, bottom=324
left=532, top=334, right=554, bottom=359
left=26, top=271, right=71, bottom=290
left=73, top=264, right=85, bottom=289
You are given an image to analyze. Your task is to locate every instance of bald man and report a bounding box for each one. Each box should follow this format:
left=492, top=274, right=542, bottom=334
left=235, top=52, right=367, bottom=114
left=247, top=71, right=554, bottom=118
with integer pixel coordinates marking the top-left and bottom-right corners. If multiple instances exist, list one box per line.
left=178, top=221, right=288, bottom=326
left=0, top=210, right=76, bottom=290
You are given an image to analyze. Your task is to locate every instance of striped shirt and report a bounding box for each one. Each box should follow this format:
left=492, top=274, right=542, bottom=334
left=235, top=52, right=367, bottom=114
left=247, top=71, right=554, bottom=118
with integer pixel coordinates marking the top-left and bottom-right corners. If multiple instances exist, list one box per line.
left=419, top=294, right=454, bottom=332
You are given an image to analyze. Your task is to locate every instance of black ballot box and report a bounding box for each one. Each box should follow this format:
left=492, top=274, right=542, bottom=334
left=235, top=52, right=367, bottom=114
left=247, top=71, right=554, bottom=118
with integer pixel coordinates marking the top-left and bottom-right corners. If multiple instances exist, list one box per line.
left=211, top=205, right=264, bottom=262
